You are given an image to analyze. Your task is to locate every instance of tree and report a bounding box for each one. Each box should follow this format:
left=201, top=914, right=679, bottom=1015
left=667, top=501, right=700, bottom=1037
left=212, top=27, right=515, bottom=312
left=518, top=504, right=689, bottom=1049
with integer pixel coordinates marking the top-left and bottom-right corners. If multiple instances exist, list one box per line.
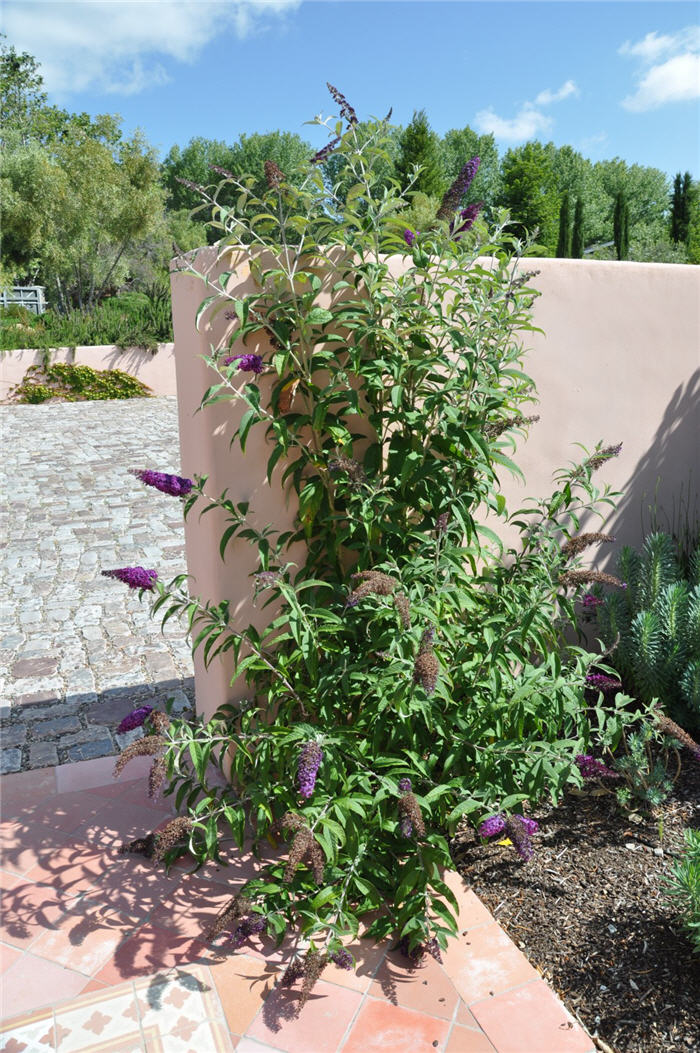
left=571, top=197, right=584, bottom=258
left=670, top=171, right=693, bottom=244
left=613, top=190, right=630, bottom=260
left=498, top=141, right=559, bottom=252
left=556, top=191, right=571, bottom=257
left=0, top=37, right=45, bottom=145
left=395, top=109, right=445, bottom=198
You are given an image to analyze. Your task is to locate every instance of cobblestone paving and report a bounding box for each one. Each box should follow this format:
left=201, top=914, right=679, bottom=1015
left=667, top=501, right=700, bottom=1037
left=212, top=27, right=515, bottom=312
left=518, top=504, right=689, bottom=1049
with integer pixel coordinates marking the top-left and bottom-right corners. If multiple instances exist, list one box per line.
left=0, top=397, right=195, bottom=773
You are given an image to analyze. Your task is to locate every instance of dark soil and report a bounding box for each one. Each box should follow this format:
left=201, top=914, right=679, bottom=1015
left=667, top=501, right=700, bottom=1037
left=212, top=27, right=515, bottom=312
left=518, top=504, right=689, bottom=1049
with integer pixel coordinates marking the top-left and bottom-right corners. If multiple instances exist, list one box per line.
left=453, top=759, right=700, bottom=1053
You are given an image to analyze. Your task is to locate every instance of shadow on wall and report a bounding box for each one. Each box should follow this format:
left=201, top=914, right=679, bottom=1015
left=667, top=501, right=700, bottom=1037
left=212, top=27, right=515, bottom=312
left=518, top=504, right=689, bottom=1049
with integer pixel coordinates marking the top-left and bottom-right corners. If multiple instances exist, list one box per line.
left=598, top=367, right=700, bottom=568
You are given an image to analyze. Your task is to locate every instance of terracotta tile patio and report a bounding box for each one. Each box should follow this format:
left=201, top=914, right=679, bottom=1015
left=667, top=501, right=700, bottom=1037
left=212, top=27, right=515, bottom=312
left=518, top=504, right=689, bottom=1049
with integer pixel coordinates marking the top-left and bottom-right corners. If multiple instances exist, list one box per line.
left=0, top=756, right=595, bottom=1052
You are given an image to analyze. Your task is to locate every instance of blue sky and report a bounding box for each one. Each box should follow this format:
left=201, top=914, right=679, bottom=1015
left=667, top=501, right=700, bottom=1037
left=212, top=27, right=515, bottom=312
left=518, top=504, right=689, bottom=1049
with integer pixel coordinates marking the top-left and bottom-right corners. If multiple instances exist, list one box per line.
left=5, top=1, right=699, bottom=176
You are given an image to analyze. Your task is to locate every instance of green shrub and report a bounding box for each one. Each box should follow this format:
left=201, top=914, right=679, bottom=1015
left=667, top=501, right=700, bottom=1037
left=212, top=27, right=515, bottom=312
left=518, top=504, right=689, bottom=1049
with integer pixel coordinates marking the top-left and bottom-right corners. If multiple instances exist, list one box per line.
left=0, top=285, right=173, bottom=354
left=11, top=362, right=151, bottom=402
left=595, top=532, right=700, bottom=729
left=108, top=87, right=652, bottom=1000
left=663, top=829, right=700, bottom=955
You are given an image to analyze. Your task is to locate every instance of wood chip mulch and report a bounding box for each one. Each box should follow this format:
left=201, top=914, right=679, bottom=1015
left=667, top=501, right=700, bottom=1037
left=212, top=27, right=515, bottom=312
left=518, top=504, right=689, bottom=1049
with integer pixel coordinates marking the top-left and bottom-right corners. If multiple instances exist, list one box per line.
left=453, top=760, right=700, bottom=1053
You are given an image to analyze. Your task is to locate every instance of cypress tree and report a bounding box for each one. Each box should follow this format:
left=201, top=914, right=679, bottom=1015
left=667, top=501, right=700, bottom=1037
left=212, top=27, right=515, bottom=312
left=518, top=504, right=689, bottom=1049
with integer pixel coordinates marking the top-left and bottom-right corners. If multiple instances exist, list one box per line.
left=613, top=190, right=629, bottom=260
left=556, top=191, right=571, bottom=257
left=395, top=109, right=445, bottom=198
left=571, top=197, right=584, bottom=258
left=670, top=172, right=684, bottom=242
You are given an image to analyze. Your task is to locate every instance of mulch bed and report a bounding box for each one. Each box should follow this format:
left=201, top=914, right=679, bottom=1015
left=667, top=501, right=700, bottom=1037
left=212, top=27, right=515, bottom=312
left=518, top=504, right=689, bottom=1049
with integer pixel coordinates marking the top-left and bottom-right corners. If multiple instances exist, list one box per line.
left=453, top=759, right=700, bottom=1053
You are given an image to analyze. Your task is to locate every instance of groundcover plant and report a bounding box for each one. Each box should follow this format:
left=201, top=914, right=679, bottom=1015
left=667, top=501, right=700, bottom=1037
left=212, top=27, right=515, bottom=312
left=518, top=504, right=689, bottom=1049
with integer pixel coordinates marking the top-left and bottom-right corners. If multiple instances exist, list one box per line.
left=104, top=86, right=657, bottom=1007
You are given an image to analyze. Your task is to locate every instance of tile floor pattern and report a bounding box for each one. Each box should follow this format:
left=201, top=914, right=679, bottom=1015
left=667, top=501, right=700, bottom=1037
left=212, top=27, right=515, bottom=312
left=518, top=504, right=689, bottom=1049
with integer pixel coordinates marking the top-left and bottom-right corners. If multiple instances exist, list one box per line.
left=0, top=757, right=595, bottom=1053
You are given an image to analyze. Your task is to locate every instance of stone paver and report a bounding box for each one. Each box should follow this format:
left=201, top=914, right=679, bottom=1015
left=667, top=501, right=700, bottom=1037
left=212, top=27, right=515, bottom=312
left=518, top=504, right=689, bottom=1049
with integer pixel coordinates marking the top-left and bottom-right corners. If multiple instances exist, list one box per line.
left=0, top=398, right=195, bottom=770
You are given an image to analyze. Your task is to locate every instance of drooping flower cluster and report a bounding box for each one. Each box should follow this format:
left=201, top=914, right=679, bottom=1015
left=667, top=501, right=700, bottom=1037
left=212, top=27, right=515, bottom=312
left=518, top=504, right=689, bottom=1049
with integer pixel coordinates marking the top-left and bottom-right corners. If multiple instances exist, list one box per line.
left=264, top=160, right=285, bottom=189
left=575, top=754, right=620, bottom=780
left=151, top=817, right=192, bottom=863
left=346, top=569, right=396, bottom=607
left=328, top=456, right=367, bottom=487
left=404, top=229, right=417, bottom=248
left=102, top=567, right=158, bottom=591
left=478, top=814, right=539, bottom=839
left=581, top=592, right=604, bottom=611
left=505, top=815, right=535, bottom=861
left=436, top=156, right=480, bottom=220
left=573, top=443, right=623, bottom=478
left=394, top=591, right=411, bottom=629
left=397, top=778, right=426, bottom=839
left=254, top=570, right=281, bottom=590
left=451, top=202, right=484, bottom=240
left=559, top=569, right=626, bottom=590
left=435, top=511, right=450, bottom=537
left=129, top=469, right=193, bottom=497
left=655, top=712, right=700, bottom=763
left=329, top=948, right=353, bottom=970
left=483, top=413, right=540, bottom=439
left=280, top=949, right=329, bottom=1014
left=585, top=672, right=623, bottom=692
left=282, top=813, right=325, bottom=883
left=116, top=705, right=154, bottom=734
left=413, top=627, right=438, bottom=695
left=310, top=136, right=341, bottom=165
left=297, top=740, right=323, bottom=798
left=326, top=82, right=358, bottom=125
left=228, top=914, right=266, bottom=948
left=561, top=532, right=616, bottom=559
left=397, top=934, right=442, bottom=963
left=223, top=353, right=265, bottom=374
left=205, top=894, right=253, bottom=941
left=210, top=164, right=234, bottom=180
left=113, top=734, right=166, bottom=778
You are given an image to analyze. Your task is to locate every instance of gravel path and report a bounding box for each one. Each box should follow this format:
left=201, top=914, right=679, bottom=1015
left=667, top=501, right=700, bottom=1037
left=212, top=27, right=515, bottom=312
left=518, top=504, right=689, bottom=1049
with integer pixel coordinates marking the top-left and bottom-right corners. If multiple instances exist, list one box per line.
left=0, top=398, right=195, bottom=773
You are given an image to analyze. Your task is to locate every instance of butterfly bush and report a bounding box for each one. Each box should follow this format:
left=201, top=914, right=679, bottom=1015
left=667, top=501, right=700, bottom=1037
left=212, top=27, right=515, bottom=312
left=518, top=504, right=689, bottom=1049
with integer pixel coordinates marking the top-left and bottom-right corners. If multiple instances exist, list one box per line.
left=107, top=85, right=659, bottom=1004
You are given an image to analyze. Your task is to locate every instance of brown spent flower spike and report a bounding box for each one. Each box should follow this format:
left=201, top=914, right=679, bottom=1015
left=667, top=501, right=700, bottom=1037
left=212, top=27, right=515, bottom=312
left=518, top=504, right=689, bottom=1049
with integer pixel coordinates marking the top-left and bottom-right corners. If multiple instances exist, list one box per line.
left=119, top=833, right=156, bottom=859
left=148, top=711, right=171, bottom=734
left=398, top=791, right=426, bottom=838
left=561, top=533, right=616, bottom=559
left=298, top=949, right=328, bottom=1013
left=484, top=414, right=540, bottom=439
left=264, top=160, right=285, bottom=189
left=656, top=712, right=700, bottom=760
left=347, top=570, right=397, bottom=607
left=326, top=83, right=358, bottom=125
left=394, top=592, right=411, bottom=629
left=559, top=569, right=625, bottom=589
left=152, top=817, right=193, bottom=864
left=113, top=735, right=166, bottom=779
left=148, top=756, right=168, bottom=800
left=284, top=826, right=314, bottom=884
left=205, top=894, right=253, bottom=941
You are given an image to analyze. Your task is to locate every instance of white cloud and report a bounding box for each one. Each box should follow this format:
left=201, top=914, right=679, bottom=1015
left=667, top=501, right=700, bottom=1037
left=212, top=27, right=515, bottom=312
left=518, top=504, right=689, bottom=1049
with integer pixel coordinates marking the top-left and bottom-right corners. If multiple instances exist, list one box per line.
left=3, top=0, right=300, bottom=97
left=475, top=104, right=552, bottom=142
left=619, top=24, right=700, bottom=111
left=619, top=26, right=700, bottom=64
left=475, top=79, right=577, bottom=143
left=534, top=80, right=579, bottom=106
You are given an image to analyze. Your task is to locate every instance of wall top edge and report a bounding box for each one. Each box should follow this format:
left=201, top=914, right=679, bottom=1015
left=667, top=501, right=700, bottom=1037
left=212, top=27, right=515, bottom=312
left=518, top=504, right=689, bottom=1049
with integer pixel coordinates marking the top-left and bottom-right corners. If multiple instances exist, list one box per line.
left=172, top=244, right=699, bottom=277
left=1, top=343, right=175, bottom=356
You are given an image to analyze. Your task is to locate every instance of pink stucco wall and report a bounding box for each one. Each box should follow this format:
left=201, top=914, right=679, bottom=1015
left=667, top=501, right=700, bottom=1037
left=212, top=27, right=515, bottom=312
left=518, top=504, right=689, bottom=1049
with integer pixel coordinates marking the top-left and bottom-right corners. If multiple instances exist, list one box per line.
left=0, top=343, right=178, bottom=401
left=171, top=249, right=700, bottom=719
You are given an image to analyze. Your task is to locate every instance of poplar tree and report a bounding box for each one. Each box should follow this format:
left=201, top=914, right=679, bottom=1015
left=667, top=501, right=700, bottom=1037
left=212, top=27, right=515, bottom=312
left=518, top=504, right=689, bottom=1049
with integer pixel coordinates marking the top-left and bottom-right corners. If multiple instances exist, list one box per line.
left=556, top=191, right=571, bottom=257
left=613, top=190, right=629, bottom=260
left=571, top=196, right=584, bottom=258
left=670, top=171, right=692, bottom=244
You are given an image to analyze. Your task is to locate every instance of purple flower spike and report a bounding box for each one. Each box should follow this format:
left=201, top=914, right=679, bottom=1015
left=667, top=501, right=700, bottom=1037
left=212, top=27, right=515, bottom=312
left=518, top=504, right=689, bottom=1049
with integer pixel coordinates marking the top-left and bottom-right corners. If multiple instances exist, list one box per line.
left=117, top=705, right=154, bottom=734
left=575, top=754, right=620, bottom=780
left=297, top=741, right=323, bottom=798
left=516, top=815, right=539, bottom=836
left=330, top=948, right=353, bottom=970
left=479, top=815, right=507, bottom=838
left=451, top=202, right=484, bottom=240
left=398, top=777, right=412, bottom=793
left=102, top=567, right=158, bottom=591
left=224, top=353, right=264, bottom=374
left=403, top=229, right=416, bottom=248
left=130, top=469, right=193, bottom=497
left=228, top=914, right=266, bottom=948
left=581, top=593, right=604, bottom=610
left=586, top=673, right=623, bottom=692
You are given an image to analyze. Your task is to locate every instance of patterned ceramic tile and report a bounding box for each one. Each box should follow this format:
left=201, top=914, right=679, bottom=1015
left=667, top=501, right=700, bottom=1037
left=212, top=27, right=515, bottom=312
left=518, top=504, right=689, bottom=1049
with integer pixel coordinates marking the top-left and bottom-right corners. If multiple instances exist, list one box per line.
left=0, top=1006, right=56, bottom=1053
left=54, top=984, right=139, bottom=1052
